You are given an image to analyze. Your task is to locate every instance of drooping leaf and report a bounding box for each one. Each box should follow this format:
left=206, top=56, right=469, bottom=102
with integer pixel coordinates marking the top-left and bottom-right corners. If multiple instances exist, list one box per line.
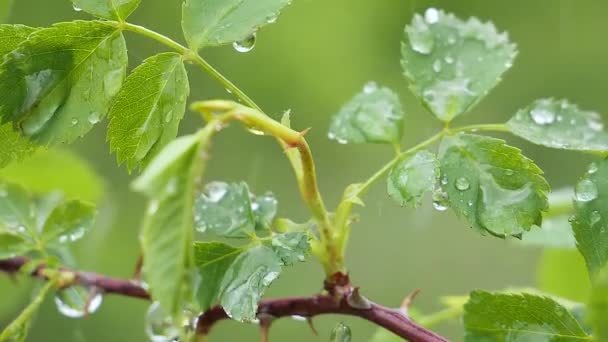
left=0, top=281, right=53, bottom=342
left=108, top=52, right=189, bottom=171
left=0, top=21, right=127, bottom=146
left=181, top=0, right=291, bottom=50
left=71, top=0, right=141, bottom=21
left=40, top=200, right=95, bottom=245
left=387, top=150, right=438, bottom=207
left=401, top=9, right=517, bottom=122
left=438, top=134, right=549, bottom=237
left=589, top=267, right=608, bottom=340
left=270, top=232, right=309, bottom=266
left=463, top=290, right=590, bottom=341
left=131, top=133, right=204, bottom=317
left=193, top=182, right=255, bottom=238
left=328, top=82, right=404, bottom=145
left=572, top=159, right=608, bottom=278
left=537, top=249, right=591, bottom=302
left=194, top=242, right=282, bottom=322
left=507, top=99, right=608, bottom=152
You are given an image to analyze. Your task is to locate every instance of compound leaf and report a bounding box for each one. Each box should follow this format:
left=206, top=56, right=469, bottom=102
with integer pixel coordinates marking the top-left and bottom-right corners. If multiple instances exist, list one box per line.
left=507, top=99, right=608, bottom=152
left=438, top=134, right=549, bottom=237
left=387, top=150, right=438, bottom=207
left=401, top=9, right=516, bottom=122
left=71, top=0, right=141, bottom=21
left=108, top=52, right=189, bottom=171
left=329, top=82, right=404, bottom=145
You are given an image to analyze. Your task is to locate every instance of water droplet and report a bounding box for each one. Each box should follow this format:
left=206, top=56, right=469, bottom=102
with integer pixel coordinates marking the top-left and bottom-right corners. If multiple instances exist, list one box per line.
left=455, top=177, right=470, bottom=191
left=588, top=162, right=599, bottom=174
left=424, top=8, right=440, bottom=24
left=233, top=33, right=256, bottom=53
left=575, top=179, right=598, bottom=202
left=291, top=315, right=307, bottom=322
left=225, top=88, right=233, bottom=94
left=266, top=13, right=278, bottom=24
left=205, top=182, right=228, bottom=202
left=363, top=81, right=378, bottom=94
left=529, top=108, right=555, bottom=125
left=587, top=115, right=604, bottom=132
left=55, top=286, right=102, bottom=318
left=505, top=169, right=514, bottom=176
left=444, top=56, right=454, bottom=64
left=87, top=112, right=100, bottom=124
left=148, top=200, right=159, bottom=215
left=407, top=16, right=434, bottom=55
left=330, top=322, right=352, bottom=342
left=164, top=110, right=173, bottom=123
left=73, top=4, right=82, bottom=11
left=432, top=189, right=449, bottom=211
left=440, top=176, right=448, bottom=185
left=432, top=60, right=442, bottom=73
left=247, top=127, right=265, bottom=136
left=145, top=302, right=181, bottom=342
left=58, top=226, right=86, bottom=243
left=590, top=210, right=601, bottom=226
left=71, top=118, right=78, bottom=126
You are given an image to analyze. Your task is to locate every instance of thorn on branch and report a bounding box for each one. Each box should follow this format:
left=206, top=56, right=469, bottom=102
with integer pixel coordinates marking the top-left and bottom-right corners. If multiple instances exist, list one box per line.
left=258, top=313, right=275, bottom=342
left=306, top=317, right=318, bottom=335
left=346, top=287, right=372, bottom=310
left=400, top=289, right=421, bottom=315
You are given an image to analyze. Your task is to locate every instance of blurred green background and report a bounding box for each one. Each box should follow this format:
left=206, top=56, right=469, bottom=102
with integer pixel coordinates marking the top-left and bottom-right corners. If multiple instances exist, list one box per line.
left=1, top=0, right=605, bottom=340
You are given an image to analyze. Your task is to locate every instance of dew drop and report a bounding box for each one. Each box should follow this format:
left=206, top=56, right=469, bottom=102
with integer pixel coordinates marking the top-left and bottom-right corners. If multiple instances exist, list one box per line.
left=233, top=33, right=256, bottom=53
left=148, top=200, right=159, bottom=215
left=455, top=177, right=470, bottom=191
left=529, top=108, right=555, bottom=125
left=424, top=8, right=440, bottom=24
left=363, top=81, right=378, bottom=94
left=432, top=60, right=442, bottom=73
left=444, top=56, right=454, bottom=64
left=588, top=162, right=599, bottom=175
left=73, top=4, right=82, bottom=12
left=71, top=118, right=79, bottom=126
left=266, top=13, right=278, bottom=24
left=247, top=127, right=265, bottom=136
left=55, top=286, right=102, bottom=318
left=590, top=210, right=601, bottom=227
left=164, top=110, right=173, bottom=123
left=145, top=302, right=181, bottom=342
left=575, top=179, right=598, bottom=202
left=440, top=176, right=448, bottom=185
left=205, top=182, right=228, bottom=202
left=432, top=189, right=449, bottom=211
left=330, top=322, right=352, bottom=342
left=87, top=112, right=100, bottom=124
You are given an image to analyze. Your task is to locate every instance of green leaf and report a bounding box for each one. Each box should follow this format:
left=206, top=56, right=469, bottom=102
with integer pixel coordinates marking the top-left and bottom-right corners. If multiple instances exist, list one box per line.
left=537, top=249, right=591, bottom=302
left=252, top=191, right=278, bottom=233
left=589, top=267, right=608, bottom=341
left=132, top=133, right=204, bottom=317
left=40, top=200, right=95, bottom=244
left=193, top=181, right=255, bottom=238
left=0, top=232, right=28, bottom=259
left=0, top=281, right=53, bottom=342
left=0, top=21, right=127, bottom=146
left=572, top=159, right=608, bottom=278
left=438, top=134, right=549, bottom=237
left=464, top=290, right=591, bottom=341
left=182, top=0, right=291, bottom=50
left=108, top=52, right=189, bottom=171
left=0, top=182, right=35, bottom=232
left=0, top=25, right=36, bottom=55
left=71, top=0, right=141, bottom=21
left=270, top=232, right=309, bottom=266
left=194, top=242, right=282, bottom=322
left=329, top=82, right=404, bottom=145
left=401, top=9, right=517, bottom=122
left=387, top=150, right=438, bottom=207
left=507, top=99, right=608, bottom=152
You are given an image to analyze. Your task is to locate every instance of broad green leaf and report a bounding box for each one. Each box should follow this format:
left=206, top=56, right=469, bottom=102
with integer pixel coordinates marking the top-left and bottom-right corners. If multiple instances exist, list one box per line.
left=270, top=232, right=309, bottom=266
left=0, top=21, right=127, bottom=146
left=193, top=182, right=255, bottom=238
left=589, top=267, right=608, bottom=340
left=0, top=25, right=36, bottom=54
left=0, top=232, right=28, bottom=259
left=40, top=200, right=95, bottom=244
left=387, top=150, right=438, bottom=207
left=572, top=159, right=608, bottom=278
left=401, top=9, right=517, bottom=122
left=507, top=99, right=608, bottom=152
left=252, top=191, right=278, bottom=233
left=538, top=250, right=591, bottom=302
left=108, top=52, right=189, bottom=171
left=194, top=242, right=281, bottom=322
left=71, top=0, right=141, bottom=21
left=0, top=0, right=14, bottom=23
left=182, top=0, right=291, bottom=50
left=329, top=82, right=404, bottom=145
left=0, top=281, right=53, bottom=342
left=132, top=133, right=204, bottom=317
left=438, top=134, right=549, bottom=237
left=0, top=148, right=104, bottom=202
left=0, top=182, right=35, bottom=232
left=464, top=290, right=590, bottom=341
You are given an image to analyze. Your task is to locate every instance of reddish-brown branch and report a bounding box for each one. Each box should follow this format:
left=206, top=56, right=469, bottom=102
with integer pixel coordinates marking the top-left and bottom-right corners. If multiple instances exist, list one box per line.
left=0, top=257, right=449, bottom=342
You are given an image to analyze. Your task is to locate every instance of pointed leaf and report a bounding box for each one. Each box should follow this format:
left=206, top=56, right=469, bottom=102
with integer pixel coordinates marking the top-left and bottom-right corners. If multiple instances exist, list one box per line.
left=193, top=182, right=255, bottom=238
left=0, top=21, right=127, bottom=146
left=0, top=232, right=28, bottom=259
left=40, top=200, right=95, bottom=244
left=182, top=0, right=291, bottom=50
left=329, top=83, right=404, bottom=145
left=401, top=9, right=517, bottom=122
left=464, top=291, right=591, bottom=341
left=438, top=134, right=549, bottom=237
left=572, top=159, right=608, bottom=278
left=387, top=150, right=438, bottom=207
left=132, top=133, right=204, bottom=316
left=507, top=99, right=608, bottom=152
left=108, top=52, right=189, bottom=171
left=71, top=0, right=141, bottom=20
left=270, top=232, right=309, bottom=266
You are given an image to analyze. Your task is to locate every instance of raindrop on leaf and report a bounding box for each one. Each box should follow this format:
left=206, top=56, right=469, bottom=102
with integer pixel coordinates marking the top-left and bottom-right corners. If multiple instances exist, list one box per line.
left=575, top=179, right=598, bottom=202
left=55, top=286, right=102, bottom=318
left=455, top=177, right=470, bottom=191
left=330, top=322, right=352, bottom=342
left=233, top=33, right=257, bottom=53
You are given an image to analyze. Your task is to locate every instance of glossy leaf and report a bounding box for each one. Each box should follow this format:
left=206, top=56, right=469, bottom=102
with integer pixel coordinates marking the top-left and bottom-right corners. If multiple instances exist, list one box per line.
left=507, top=99, right=608, bottom=152
left=438, top=134, right=549, bottom=237
left=589, top=267, right=608, bottom=340
left=329, top=82, right=404, bottom=145
left=401, top=9, right=517, bottom=122
left=132, top=133, right=204, bottom=317
left=194, top=242, right=282, bottom=322
left=182, top=0, right=291, bottom=50
left=108, top=52, right=189, bottom=171
left=252, top=191, right=278, bottom=233
left=270, top=232, right=309, bottom=266
left=0, top=21, right=127, bottom=146
left=464, top=290, right=590, bottom=341
left=40, top=200, right=95, bottom=244
left=71, top=0, right=141, bottom=20
left=193, top=182, right=255, bottom=238
left=572, top=159, right=608, bottom=278
left=387, top=150, right=438, bottom=207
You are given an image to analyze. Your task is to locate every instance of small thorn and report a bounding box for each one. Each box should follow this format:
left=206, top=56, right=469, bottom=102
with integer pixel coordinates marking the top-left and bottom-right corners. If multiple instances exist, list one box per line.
left=306, top=317, right=318, bottom=335
left=258, top=314, right=275, bottom=342
left=400, top=288, right=421, bottom=314
left=346, top=287, right=372, bottom=310
left=299, top=127, right=312, bottom=137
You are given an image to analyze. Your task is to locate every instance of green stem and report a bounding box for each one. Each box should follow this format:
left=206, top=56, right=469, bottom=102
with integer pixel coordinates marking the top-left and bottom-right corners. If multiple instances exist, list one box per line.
left=0, top=281, right=54, bottom=340
left=450, top=123, right=509, bottom=134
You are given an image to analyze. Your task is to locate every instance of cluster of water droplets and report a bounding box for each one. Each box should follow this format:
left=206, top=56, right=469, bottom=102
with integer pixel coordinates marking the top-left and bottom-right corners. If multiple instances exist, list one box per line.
left=145, top=302, right=198, bottom=342
left=55, top=285, right=103, bottom=318
left=575, top=178, right=598, bottom=203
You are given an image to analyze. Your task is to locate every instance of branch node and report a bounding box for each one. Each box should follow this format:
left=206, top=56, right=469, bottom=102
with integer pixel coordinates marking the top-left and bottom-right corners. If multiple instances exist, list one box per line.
left=346, top=287, right=372, bottom=310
